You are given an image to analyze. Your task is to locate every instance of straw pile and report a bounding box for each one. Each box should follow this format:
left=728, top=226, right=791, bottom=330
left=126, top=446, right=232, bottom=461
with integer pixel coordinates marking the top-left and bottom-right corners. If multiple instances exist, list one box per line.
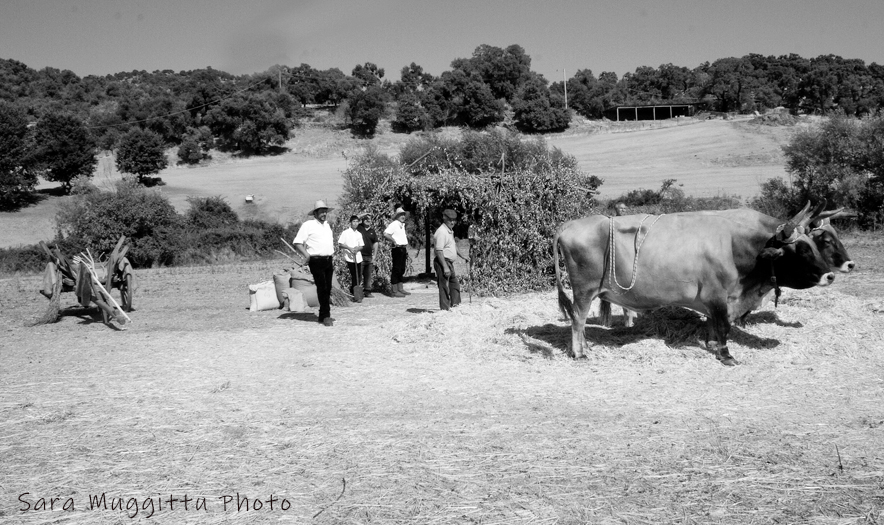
left=31, top=267, right=62, bottom=325
left=2, top=261, right=883, bottom=524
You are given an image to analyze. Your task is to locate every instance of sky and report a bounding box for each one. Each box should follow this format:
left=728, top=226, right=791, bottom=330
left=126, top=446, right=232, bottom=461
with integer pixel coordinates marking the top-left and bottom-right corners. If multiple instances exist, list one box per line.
left=1, top=0, right=882, bottom=83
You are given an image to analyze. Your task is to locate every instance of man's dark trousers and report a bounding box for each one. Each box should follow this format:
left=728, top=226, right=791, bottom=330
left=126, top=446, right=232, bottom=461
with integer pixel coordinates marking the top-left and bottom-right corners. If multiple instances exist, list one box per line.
left=308, top=256, right=334, bottom=321
left=433, top=258, right=462, bottom=310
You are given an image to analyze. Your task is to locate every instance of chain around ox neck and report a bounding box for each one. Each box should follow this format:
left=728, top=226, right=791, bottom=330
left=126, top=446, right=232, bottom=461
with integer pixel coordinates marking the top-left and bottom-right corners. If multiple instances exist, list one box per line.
left=608, top=214, right=664, bottom=293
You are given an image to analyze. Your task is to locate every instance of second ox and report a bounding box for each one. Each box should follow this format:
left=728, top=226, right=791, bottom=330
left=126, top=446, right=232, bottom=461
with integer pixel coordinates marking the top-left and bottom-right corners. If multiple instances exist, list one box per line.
left=555, top=202, right=835, bottom=366
left=599, top=206, right=856, bottom=327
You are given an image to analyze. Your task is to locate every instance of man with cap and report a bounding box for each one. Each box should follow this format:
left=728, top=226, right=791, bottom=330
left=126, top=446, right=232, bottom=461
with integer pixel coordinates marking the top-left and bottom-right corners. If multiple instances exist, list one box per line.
left=356, top=212, right=379, bottom=297
left=337, top=214, right=365, bottom=298
left=293, top=200, right=336, bottom=326
left=433, top=208, right=463, bottom=310
left=383, top=207, right=409, bottom=298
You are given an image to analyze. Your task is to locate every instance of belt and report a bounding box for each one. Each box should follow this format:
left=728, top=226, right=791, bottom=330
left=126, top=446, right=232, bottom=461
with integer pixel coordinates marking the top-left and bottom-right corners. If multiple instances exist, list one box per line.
left=310, top=255, right=333, bottom=259
left=394, top=244, right=408, bottom=248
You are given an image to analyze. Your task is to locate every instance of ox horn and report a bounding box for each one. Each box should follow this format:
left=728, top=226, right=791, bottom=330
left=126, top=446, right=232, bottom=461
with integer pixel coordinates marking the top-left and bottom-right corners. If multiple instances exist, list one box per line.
left=788, top=201, right=813, bottom=227
left=795, top=199, right=828, bottom=232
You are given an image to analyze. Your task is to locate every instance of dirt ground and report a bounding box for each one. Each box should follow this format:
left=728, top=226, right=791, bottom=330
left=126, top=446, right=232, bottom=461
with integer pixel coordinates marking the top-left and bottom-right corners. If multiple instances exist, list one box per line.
left=1, top=233, right=883, bottom=523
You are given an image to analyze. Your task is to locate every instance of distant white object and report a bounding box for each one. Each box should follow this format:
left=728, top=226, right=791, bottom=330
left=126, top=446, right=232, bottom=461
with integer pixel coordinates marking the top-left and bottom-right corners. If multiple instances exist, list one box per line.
left=245, top=194, right=254, bottom=203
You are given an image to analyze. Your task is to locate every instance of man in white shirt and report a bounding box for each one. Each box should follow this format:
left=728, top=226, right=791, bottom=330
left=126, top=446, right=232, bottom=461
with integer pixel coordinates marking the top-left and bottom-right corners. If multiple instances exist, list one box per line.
left=337, top=215, right=365, bottom=299
left=293, top=200, right=336, bottom=326
left=434, top=208, right=463, bottom=310
left=383, top=207, right=409, bottom=298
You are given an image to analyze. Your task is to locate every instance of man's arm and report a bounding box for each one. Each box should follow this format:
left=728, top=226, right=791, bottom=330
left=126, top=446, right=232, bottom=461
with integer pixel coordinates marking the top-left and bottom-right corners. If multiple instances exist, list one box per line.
left=292, top=243, right=310, bottom=263
left=436, top=249, right=450, bottom=277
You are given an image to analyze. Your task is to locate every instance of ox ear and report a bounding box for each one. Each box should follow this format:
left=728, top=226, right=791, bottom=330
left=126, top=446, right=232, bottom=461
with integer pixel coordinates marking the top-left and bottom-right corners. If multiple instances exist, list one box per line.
left=759, top=247, right=784, bottom=260
left=775, top=222, right=796, bottom=242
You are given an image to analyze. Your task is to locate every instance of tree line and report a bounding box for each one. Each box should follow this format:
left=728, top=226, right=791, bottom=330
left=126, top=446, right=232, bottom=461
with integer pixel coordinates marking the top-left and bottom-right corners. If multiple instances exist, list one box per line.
left=2, top=46, right=884, bottom=210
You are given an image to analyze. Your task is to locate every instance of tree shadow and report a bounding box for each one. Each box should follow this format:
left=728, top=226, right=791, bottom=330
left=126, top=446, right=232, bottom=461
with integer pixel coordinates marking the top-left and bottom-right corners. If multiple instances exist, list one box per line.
left=138, top=176, right=166, bottom=187
left=2, top=189, right=51, bottom=212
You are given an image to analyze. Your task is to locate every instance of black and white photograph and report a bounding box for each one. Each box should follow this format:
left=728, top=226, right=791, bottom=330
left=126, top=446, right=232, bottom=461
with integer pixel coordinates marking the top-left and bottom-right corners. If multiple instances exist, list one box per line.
left=1, top=0, right=883, bottom=522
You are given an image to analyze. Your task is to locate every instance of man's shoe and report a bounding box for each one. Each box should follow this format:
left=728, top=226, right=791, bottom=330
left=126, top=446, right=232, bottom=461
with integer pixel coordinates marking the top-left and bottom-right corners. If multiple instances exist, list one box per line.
left=322, top=318, right=334, bottom=326
left=398, top=283, right=411, bottom=296
left=390, top=286, right=405, bottom=298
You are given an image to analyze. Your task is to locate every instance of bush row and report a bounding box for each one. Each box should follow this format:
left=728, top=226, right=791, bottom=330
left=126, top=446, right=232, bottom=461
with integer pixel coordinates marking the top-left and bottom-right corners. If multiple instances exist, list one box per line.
left=0, top=184, right=299, bottom=276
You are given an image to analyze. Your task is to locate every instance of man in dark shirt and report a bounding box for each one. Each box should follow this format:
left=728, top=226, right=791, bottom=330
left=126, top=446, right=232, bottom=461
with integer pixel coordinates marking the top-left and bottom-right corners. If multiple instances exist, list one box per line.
left=356, top=212, right=379, bottom=297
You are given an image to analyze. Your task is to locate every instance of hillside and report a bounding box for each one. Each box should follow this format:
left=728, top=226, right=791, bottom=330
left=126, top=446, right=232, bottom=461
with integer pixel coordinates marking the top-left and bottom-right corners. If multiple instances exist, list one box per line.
left=0, top=118, right=801, bottom=248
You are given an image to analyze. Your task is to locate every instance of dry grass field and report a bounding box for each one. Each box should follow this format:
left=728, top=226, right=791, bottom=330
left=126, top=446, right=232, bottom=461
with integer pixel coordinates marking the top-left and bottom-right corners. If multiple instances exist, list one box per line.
left=0, top=118, right=798, bottom=248
left=2, top=118, right=883, bottom=524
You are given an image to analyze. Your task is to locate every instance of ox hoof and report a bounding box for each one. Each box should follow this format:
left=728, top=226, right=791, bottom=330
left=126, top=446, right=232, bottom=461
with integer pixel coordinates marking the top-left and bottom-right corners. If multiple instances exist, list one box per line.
left=718, top=356, right=739, bottom=366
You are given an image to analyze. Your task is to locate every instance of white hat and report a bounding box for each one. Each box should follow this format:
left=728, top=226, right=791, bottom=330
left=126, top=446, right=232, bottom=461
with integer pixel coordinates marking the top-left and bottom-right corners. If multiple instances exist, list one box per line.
left=308, top=200, right=333, bottom=215
left=393, top=207, right=406, bottom=219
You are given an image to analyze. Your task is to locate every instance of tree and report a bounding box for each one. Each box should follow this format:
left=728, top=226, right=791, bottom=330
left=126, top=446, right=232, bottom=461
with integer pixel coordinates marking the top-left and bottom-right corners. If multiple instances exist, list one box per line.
left=392, top=92, right=431, bottom=133
left=347, top=86, right=387, bottom=137
left=458, top=80, right=505, bottom=128
left=512, top=75, right=570, bottom=133
left=116, top=128, right=168, bottom=183
left=463, top=44, right=533, bottom=102
left=204, top=92, right=291, bottom=153
left=351, top=62, right=385, bottom=88
left=0, top=101, right=37, bottom=209
left=30, top=112, right=96, bottom=192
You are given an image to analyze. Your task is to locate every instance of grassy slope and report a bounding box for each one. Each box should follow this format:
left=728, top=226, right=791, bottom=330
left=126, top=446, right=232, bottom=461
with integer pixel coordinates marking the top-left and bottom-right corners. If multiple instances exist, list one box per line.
left=0, top=118, right=799, bottom=248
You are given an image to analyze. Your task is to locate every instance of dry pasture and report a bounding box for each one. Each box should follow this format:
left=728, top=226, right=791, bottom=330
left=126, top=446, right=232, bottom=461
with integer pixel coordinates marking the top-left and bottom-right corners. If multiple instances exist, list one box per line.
left=0, top=118, right=798, bottom=248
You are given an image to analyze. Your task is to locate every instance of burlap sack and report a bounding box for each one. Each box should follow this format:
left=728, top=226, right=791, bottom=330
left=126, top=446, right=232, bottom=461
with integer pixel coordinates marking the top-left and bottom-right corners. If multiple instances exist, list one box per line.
left=249, top=280, right=280, bottom=311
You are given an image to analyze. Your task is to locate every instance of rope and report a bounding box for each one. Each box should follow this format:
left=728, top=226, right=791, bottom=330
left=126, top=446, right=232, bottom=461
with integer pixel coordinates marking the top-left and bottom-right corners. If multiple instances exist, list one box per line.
left=608, top=214, right=663, bottom=293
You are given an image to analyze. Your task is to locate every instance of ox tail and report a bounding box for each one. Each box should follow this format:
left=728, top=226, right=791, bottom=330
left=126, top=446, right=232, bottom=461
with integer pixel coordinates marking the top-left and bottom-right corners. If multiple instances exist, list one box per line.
left=554, top=229, right=575, bottom=322
left=599, top=299, right=612, bottom=327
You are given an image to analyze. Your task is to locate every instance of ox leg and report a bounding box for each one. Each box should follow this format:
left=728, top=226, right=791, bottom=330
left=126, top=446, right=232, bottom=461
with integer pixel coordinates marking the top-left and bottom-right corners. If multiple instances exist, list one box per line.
left=706, top=304, right=738, bottom=366
left=623, top=308, right=636, bottom=328
left=570, top=289, right=596, bottom=359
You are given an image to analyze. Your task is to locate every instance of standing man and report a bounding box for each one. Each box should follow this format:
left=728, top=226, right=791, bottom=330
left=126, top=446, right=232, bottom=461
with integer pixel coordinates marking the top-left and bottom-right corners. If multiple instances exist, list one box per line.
left=383, top=207, right=409, bottom=297
left=433, top=209, right=462, bottom=311
left=293, top=200, right=336, bottom=326
left=337, top=214, right=365, bottom=298
left=357, top=212, right=379, bottom=297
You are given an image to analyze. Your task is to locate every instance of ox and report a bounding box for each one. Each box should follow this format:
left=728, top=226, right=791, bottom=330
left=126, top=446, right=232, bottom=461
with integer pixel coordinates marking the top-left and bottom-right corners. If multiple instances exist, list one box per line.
left=554, top=202, right=835, bottom=366
left=597, top=206, right=856, bottom=328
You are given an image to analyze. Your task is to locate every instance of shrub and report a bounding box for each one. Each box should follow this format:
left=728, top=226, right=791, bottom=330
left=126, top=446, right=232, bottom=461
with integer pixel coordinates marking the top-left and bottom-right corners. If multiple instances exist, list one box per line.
left=185, top=196, right=239, bottom=230
left=338, top=133, right=602, bottom=294
left=0, top=244, right=47, bottom=275
left=757, top=114, right=884, bottom=226
left=55, top=179, right=185, bottom=267
left=177, top=139, right=203, bottom=164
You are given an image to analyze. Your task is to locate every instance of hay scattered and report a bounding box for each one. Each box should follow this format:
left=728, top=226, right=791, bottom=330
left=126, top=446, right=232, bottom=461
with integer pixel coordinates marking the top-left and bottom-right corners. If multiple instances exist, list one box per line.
left=30, top=268, right=62, bottom=326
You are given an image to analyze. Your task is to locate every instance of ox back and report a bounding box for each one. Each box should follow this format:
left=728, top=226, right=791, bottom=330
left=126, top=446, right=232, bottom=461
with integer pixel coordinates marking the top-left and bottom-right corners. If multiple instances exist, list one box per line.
left=554, top=203, right=835, bottom=366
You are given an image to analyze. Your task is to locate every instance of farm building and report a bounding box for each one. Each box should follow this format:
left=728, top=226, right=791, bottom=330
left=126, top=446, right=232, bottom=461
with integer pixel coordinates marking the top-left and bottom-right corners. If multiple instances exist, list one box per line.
left=603, top=102, right=707, bottom=121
